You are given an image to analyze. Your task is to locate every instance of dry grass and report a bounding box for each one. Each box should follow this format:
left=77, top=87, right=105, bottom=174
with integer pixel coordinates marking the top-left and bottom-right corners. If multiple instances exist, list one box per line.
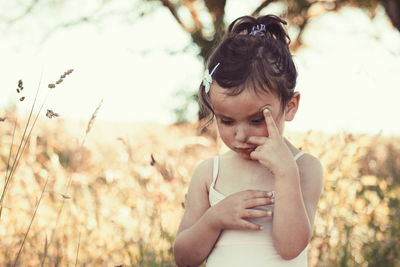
left=0, top=113, right=399, bottom=266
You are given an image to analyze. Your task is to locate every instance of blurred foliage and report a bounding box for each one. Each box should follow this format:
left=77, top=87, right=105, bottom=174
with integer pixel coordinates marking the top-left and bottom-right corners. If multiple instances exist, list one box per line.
left=0, top=111, right=399, bottom=266
left=1, top=0, right=398, bottom=57
left=170, top=89, right=200, bottom=124
left=1, top=1, right=398, bottom=123
left=290, top=131, right=400, bottom=266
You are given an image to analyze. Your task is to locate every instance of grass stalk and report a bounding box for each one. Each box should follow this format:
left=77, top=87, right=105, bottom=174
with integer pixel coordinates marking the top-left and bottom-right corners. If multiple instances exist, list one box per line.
left=4, top=119, right=17, bottom=184
left=1, top=69, right=72, bottom=214
left=2, top=70, right=73, bottom=265
left=0, top=119, right=17, bottom=218
left=0, top=76, right=42, bottom=209
left=75, top=231, right=81, bottom=267
left=43, top=99, right=103, bottom=265
left=12, top=176, right=49, bottom=267
left=40, top=235, right=49, bottom=267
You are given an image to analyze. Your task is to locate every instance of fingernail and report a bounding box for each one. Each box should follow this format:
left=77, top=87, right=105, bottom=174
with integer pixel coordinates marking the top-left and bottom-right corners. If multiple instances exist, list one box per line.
left=267, top=211, right=272, bottom=216
left=260, top=226, right=263, bottom=230
left=266, top=191, right=272, bottom=197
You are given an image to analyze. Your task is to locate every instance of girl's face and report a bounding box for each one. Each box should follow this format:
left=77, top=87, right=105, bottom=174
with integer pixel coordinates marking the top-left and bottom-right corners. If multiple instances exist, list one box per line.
left=209, top=82, right=300, bottom=160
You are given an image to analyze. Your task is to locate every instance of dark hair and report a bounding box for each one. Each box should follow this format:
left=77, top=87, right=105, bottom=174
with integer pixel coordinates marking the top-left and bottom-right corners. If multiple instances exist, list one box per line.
left=198, top=15, right=297, bottom=127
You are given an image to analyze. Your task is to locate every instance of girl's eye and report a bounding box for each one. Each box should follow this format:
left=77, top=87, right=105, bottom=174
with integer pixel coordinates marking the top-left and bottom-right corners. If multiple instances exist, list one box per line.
left=251, top=118, right=264, bottom=124
left=220, top=119, right=234, bottom=125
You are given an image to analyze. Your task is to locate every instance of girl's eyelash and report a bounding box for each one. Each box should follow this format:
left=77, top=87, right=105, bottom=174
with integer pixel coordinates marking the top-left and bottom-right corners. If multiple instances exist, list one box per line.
left=251, top=118, right=264, bottom=124
left=220, top=118, right=263, bottom=125
left=220, top=119, right=234, bottom=125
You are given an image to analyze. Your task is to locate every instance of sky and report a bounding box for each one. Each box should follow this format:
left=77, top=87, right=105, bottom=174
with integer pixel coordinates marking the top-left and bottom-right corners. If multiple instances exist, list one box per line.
left=1, top=1, right=400, bottom=136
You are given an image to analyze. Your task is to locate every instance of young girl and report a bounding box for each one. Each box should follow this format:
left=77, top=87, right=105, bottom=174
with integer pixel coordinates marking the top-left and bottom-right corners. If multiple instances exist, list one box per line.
left=174, top=14, right=323, bottom=267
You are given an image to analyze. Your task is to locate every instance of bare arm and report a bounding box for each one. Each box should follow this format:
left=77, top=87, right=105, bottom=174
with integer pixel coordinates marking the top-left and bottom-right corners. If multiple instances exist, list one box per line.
left=174, top=210, right=221, bottom=266
left=247, top=108, right=324, bottom=260
left=272, top=154, right=323, bottom=260
left=173, top=159, right=221, bottom=267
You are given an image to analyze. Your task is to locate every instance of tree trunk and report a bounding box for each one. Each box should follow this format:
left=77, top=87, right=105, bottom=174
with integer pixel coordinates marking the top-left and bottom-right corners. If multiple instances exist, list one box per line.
left=380, top=0, right=400, bottom=32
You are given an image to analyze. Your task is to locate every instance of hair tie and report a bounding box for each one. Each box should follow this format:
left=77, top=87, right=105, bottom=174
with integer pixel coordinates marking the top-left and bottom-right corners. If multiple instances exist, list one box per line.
left=202, top=62, right=220, bottom=94
left=250, top=24, right=266, bottom=36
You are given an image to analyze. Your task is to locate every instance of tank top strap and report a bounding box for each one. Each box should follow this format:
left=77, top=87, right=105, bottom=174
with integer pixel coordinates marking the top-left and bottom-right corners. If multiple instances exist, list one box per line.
left=211, top=156, right=220, bottom=187
left=294, top=150, right=306, bottom=161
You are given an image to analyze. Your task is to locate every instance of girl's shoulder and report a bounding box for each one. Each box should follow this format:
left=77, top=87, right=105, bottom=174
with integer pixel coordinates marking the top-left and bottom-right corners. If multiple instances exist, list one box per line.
left=295, top=151, right=324, bottom=204
left=177, top=157, right=215, bottom=235
left=192, top=157, right=216, bottom=192
left=285, top=138, right=322, bottom=174
left=292, top=151, right=324, bottom=228
left=194, top=153, right=236, bottom=192
left=284, top=138, right=323, bottom=185
left=295, top=151, right=323, bottom=178
left=290, top=147, right=323, bottom=183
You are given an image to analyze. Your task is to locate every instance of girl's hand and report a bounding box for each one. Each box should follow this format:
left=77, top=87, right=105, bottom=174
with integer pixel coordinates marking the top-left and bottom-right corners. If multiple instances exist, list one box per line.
left=248, top=109, right=297, bottom=177
left=209, top=190, right=274, bottom=231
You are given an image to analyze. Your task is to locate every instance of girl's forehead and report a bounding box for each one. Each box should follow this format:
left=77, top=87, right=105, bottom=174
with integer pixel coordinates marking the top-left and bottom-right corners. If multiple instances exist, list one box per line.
left=209, top=84, right=280, bottom=115
left=211, top=83, right=278, bottom=101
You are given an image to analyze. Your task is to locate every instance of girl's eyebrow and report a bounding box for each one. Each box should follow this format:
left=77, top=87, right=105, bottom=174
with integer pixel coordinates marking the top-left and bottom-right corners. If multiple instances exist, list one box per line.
left=215, top=105, right=271, bottom=119
left=214, top=112, right=233, bottom=119
left=249, top=105, right=271, bottom=117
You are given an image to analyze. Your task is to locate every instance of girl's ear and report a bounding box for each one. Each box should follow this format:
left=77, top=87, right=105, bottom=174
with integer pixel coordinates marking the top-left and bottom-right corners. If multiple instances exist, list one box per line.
left=285, top=92, right=300, bottom=121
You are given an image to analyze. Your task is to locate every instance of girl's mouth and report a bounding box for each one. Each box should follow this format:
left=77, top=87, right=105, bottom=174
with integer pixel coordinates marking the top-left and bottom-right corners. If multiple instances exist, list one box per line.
left=235, top=147, right=255, bottom=153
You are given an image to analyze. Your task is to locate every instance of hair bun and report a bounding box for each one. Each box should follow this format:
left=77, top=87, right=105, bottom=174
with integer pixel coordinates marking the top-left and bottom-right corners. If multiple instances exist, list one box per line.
left=227, top=15, right=290, bottom=45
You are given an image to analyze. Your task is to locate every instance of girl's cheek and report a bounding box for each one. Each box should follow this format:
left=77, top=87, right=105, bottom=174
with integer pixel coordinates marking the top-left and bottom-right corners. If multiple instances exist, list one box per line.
left=217, top=125, right=235, bottom=142
left=251, top=125, right=268, bottom=137
left=218, top=125, right=232, bottom=138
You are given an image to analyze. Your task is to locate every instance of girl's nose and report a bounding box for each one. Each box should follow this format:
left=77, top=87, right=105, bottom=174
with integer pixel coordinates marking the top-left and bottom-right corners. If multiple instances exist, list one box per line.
left=234, top=124, right=248, bottom=142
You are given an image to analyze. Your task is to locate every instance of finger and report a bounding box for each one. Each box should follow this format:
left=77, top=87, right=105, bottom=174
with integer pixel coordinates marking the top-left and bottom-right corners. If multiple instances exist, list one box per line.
left=244, top=198, right=274, bottom=209
left=240, top=219, right=263, bottom=231
left=243, top=189, right=272, bottom=200
left=270, top=190, right=275, bottom=199
left=263, top=108, right=279, bottom=139
left=247, top=136, right=268, bottom=145
left=243, top=209, right=273, bottom=219
left=250, top=150, right=261, bottom=161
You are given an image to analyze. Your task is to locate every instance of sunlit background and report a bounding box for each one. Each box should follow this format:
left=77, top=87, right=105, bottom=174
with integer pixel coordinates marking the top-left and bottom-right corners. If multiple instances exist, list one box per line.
left=1, top=1, right=400, bottom=266
left=1, top=0, right=399, bottom=135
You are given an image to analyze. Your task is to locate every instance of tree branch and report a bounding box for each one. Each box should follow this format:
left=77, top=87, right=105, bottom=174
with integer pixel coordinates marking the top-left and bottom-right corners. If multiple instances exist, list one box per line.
left=183, top=0, right=203, bottom=32
left=204, top=0, right=226, bottom=39
left=38, top=2, right=146, bottom=44
left=289, top=17, right=309, bottom=51
left=159, top=0, right=190, bottom=32
left=252, top=0, right=277, bottom=17
left=380, top=0, right=400, bottom=31
left=6, top=0, right=40, bottom=23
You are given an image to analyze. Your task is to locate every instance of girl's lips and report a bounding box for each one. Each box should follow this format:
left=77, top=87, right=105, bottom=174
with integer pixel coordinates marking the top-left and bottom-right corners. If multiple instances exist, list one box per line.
left=235, top=147, right=255, bottom=153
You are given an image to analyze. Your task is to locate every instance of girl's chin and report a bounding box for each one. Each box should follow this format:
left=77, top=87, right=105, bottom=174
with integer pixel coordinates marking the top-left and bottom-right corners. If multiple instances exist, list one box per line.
left=235, top=150, right=254, bottom=160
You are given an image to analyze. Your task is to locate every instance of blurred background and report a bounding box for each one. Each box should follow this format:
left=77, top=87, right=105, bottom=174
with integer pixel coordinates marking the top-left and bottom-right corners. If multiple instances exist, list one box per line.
left=1, top=0, right=400, bottom=134
left=0, top=0, right=399, bottom=266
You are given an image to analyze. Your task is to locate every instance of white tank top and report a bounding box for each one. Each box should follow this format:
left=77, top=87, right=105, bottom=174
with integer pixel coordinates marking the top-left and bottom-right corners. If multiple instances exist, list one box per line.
left=206, top=151, right=308, bottom=267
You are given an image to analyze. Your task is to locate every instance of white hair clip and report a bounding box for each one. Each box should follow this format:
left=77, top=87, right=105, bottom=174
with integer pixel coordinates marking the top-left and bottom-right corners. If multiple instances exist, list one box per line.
left=250, top=24, right=266, bottom=36
left=202, top=62, right=220, bottom=94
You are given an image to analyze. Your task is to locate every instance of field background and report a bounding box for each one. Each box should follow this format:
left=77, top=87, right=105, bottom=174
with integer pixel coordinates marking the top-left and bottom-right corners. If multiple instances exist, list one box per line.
left=1, top=0, right=400, bottom=266
left=0, top=109, right=399, bottom=266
